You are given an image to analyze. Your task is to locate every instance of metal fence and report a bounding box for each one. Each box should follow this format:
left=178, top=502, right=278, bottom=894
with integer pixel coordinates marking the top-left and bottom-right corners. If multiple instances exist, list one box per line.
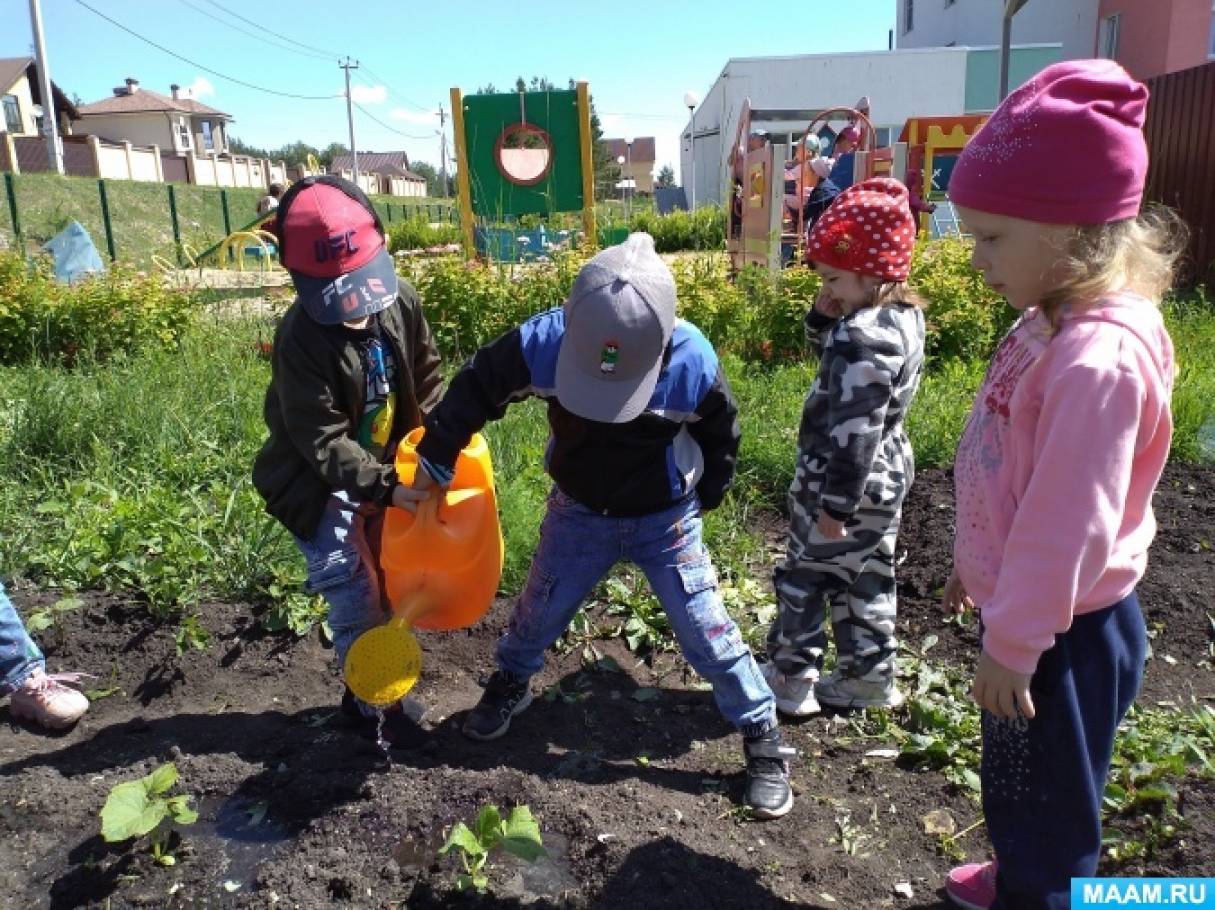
left=0, top=171, right=456, bottom=267
left=1143, top=60, right=1215, bottom=290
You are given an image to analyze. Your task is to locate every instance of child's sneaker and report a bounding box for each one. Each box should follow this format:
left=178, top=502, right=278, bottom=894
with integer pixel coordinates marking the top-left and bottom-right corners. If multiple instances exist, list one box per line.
left=462, top=670, right=533, bottom=741
left=340, top=686, right=428, bottom=750
left=8, top=669, right=90, bottom=730
left=945, top=861, right=997, bottom=910
left=814, top=671, right=905, bottom=709
left=760, top=661, right=820, bottom=717
left=742, top=728, right=796, bottom=819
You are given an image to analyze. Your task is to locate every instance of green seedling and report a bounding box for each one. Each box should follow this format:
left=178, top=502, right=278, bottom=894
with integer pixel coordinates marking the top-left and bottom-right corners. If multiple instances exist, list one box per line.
left=25, top=595, right=83, bottom=649
left=100, top=761, right=198, bottom=867
left=438, top=804, right=545, bottom=893
left=174, top=613, right=210, bottom=656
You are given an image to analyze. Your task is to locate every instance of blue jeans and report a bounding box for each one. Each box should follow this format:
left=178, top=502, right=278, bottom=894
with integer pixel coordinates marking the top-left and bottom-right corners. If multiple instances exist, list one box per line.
left=497, top=488, right=777, bottom=736
left=1, top=580, right=45, bottom=695
left=293, top=491, right=388, bottom=672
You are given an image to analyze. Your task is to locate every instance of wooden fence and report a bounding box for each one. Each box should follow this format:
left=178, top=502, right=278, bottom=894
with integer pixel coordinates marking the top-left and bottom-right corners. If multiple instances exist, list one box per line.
left=1143, top=59, right=1215, bottom=290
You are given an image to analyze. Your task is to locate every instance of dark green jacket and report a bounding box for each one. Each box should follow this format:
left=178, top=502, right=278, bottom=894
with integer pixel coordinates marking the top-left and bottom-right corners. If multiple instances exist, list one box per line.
left=251, top=284, right=443, bottom=539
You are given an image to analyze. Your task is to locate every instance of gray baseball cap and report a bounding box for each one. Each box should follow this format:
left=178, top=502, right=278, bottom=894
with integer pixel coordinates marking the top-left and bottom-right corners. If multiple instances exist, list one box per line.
left=555, top=233, right=676, bottom=423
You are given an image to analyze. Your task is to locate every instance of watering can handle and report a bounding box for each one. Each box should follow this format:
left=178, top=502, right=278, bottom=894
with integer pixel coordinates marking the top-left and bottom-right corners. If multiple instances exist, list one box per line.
left=414, top=489, right=445, bottom=525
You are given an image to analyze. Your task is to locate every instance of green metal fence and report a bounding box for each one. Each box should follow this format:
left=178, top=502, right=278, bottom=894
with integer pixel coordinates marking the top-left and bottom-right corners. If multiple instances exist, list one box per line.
left=0, top=171, right=457, bottom=268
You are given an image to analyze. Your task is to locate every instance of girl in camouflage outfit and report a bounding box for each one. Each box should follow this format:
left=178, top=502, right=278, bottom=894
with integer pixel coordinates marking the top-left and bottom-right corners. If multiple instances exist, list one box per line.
left=763, top=177, right=925, bottom=715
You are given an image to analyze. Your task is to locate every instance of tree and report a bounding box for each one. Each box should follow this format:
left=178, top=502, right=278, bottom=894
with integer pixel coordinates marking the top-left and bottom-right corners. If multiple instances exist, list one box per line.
left=228, top=135, right=271, bottom=159
left=656, top=165, right=676, bottom=189
left=409, top=160, right=453, bottom=197
left=319, top=142, right=350, bottom=168
left=268, top=141, right=315, bottom=168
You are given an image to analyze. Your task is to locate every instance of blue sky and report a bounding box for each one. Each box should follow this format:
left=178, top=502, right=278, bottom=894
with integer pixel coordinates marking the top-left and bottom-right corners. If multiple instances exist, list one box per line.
left=6, top=0, right=897, bottom=179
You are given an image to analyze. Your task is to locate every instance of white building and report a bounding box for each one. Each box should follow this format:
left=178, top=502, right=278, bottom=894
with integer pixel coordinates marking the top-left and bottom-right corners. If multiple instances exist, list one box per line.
left=896, top=0, right=1101, bottom=59
left=680, top=44, right=1060, bottom=208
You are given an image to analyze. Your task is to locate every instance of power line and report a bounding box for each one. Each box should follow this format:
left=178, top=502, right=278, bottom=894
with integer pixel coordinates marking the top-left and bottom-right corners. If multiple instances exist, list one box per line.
left=352, top=101, right=435, bottom=140
left=358, top=63, right=434, bottom=114
left=74, top=0, right=343, bottom=101
left=176, top=0, right=336, bottom=62
left=202, top=0, right=345, bottom=59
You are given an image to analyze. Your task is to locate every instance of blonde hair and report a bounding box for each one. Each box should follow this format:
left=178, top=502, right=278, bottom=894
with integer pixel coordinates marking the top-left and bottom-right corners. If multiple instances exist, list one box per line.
left=871, top=280, right=928, bottom=310
left=1039, top=205, right=1187, bottom=331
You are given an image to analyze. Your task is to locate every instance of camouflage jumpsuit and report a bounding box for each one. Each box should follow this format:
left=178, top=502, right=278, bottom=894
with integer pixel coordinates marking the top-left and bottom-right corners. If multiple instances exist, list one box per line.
left=767, top=301, right=925, bottom=683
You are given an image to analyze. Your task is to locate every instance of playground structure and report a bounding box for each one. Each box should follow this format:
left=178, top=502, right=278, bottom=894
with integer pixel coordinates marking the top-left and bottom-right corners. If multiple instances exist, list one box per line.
left=449, top=82, right=597, bottom=261
left=898, top=115, right=988, bottom=237
left=151, top=209, right=282, bottom=276
left=727, top=104, right=987, bottom=274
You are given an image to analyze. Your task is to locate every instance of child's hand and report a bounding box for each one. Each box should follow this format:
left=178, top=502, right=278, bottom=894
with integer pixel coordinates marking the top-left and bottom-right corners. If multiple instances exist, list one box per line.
left=972, top=650, right=1036, bottom=720
left=814, top=288, right=846, bottom=319
left=941, top=568, right=975, bottom=614
left=816, top=512, right=847, bottom=540
left=391, top=483, right=430, bottom=513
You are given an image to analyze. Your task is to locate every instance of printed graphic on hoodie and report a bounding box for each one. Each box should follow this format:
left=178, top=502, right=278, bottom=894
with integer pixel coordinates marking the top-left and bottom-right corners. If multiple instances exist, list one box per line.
left=357, top=336, right=397, bottom=459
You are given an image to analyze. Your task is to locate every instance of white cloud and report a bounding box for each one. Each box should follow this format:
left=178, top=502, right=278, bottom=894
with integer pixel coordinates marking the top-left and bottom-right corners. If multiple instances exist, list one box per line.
left=186, top=77, right=215, bottom=99
left=390, top=107, right=440, bottom=125
left=350, top=84, right=387, bottom=104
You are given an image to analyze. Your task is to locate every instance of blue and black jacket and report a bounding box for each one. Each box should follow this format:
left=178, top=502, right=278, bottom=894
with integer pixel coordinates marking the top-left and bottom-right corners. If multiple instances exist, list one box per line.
left=416, top=308, right=741, bottom=516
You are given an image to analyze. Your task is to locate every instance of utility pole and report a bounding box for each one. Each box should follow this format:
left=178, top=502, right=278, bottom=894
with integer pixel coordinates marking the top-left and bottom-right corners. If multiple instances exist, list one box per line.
left=29, top=0, right=63, bottom=175
left=340, top=57, right=359, bottom=183
left=437, top=104, right=449, bottom=198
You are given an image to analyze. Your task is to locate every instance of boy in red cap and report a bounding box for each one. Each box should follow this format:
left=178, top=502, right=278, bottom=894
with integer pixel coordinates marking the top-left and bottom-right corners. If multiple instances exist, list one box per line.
left=763, top=177, right=926, bottom=716
left=252, top=175, right=443, bottom=748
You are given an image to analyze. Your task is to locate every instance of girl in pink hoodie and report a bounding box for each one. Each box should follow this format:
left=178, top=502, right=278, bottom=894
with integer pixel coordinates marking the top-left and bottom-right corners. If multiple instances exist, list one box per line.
left=939, top=60, right=1184, bottom=910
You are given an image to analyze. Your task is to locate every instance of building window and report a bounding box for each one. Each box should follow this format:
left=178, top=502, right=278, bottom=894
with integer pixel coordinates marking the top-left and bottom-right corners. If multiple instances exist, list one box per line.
left=201, top=120, right=214, bottom=151
left=904, top=0, right=914, bottom=32
left=1209, top=1, right=1214, bottom=58
left=1099, top=14, right=1121, bottom=59
left=177, top=117, right=192, bottom=150
left=2, top=94, right=21, bottom=133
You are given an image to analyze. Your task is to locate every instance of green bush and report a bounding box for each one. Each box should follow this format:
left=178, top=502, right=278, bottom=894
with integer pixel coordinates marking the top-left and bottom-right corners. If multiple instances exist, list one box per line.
left=910, top=236, right=1013, bottom=362
left=669, top=258, right=819, bottom=361
left=0, top=250, right=194, bottom=365
left=399, top=250, right=587, bottom=361
left=628, top=206, right=726, bottom=252
left=386, top=215, right=462, bottom=252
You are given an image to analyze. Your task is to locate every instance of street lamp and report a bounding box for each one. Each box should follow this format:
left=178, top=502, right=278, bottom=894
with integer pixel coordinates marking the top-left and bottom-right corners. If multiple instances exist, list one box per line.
left=616, top=153, right=627, bottom=218
left=683, top=91, right=699, bottom=210
left=623, top=138, right=633, bottom=223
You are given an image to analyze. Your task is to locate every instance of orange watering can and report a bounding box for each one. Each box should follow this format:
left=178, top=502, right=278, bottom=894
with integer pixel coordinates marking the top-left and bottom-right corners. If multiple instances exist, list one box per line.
left=343, top=428, right=503, bottom=706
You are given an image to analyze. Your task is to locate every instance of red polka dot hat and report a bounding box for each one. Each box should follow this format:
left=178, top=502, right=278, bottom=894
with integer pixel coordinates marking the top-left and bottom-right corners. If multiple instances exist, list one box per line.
left=805, top=177, right=917, bottom=282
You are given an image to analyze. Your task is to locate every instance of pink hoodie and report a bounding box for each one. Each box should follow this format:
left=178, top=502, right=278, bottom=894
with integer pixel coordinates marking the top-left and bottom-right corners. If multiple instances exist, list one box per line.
left=953, top=293, right=1175, bottom=674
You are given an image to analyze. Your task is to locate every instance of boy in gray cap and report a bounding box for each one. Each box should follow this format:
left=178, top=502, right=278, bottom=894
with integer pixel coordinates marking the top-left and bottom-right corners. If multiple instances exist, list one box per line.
left=411, top=233, right=794, bottom=818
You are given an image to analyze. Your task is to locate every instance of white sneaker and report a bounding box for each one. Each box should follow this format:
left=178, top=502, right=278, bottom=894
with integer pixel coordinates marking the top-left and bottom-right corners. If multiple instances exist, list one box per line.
left=760, top=661, right=820, bottom=717
left=815, top=672, right=905, bottom=709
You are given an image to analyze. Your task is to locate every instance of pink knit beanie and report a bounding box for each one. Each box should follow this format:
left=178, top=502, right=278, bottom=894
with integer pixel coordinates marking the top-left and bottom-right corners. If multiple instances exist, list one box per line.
left=949, top=59, right=1149, bottom=225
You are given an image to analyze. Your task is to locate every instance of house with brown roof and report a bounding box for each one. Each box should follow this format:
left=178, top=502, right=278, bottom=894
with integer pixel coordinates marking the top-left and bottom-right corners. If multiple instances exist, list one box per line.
left=330, top=150, right=427, bottom=198
left=603, top=136, right=657, bottom=194
left=0, top=56, right=80, bottom=138
left=76, top=78, right=232, bottom=156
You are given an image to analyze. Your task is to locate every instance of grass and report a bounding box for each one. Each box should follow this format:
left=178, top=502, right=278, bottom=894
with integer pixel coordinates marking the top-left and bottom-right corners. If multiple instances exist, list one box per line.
left=0, top=171, right=454, bottom=268
left=0, top=282, right=1210, bottom=867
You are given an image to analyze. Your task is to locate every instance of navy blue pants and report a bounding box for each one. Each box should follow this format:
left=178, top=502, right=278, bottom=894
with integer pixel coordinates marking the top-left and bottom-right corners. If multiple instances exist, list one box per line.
left=982, top=592, right=1146, bottom=910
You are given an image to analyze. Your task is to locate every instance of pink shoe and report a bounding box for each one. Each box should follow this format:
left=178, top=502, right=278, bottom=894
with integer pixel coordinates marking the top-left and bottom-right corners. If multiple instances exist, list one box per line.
left=945, top=861, right=997, bottom=910
left=9, top=669, right=91, bottom=730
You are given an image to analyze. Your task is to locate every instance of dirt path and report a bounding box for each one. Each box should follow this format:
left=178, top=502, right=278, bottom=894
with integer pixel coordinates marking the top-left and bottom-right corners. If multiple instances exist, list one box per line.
left=2, top=465, right=1212, bottom=909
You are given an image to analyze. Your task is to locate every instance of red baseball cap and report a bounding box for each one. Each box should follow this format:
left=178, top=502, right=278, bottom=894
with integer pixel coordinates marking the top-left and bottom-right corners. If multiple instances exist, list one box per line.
left=276, top=176, right=398, bottom=324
